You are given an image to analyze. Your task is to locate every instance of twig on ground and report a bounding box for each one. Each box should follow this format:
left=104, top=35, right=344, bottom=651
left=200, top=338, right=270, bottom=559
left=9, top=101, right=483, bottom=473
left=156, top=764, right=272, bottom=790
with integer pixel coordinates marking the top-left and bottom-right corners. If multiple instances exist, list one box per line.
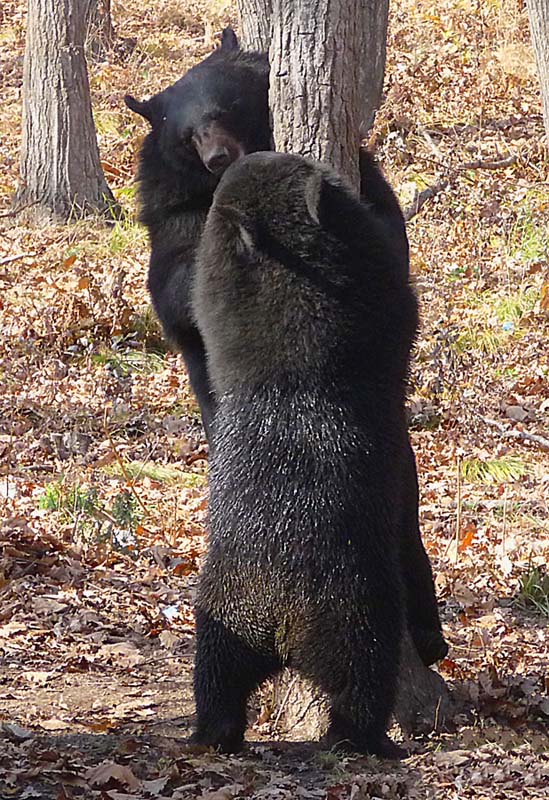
left=0, top=200, right=40, bottom=219
left=459, top=154, right=517, bottom=171
left=273, top=674, right=299, bottom=730
left=454, top=454, right=462, bottom=565
left=0, top=252, right=37, bottom=266
left=403, top=154, right=517, bottom=222
left=477, top=414, right=549, bottom=452
left=125, top=651, right=192, bottom=671
left=403, top=179, right=449, bottom=221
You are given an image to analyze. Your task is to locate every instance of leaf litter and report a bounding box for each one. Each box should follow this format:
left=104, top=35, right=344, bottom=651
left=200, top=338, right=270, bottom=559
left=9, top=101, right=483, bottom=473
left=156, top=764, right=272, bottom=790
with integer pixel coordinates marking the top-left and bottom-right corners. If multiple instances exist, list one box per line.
left=1, top=0, right=548, bottom=797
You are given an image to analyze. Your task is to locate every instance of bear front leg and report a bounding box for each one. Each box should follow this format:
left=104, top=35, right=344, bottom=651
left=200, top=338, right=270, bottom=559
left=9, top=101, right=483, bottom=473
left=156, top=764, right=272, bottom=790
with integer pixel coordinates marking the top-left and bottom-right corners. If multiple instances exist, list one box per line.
left=192, top=609, right=279, bottom=753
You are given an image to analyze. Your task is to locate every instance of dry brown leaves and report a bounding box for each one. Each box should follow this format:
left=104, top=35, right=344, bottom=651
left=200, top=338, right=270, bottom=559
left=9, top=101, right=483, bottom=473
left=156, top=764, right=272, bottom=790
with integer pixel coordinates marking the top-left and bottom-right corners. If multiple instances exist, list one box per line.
left=1, top=0, right=548, bottom=797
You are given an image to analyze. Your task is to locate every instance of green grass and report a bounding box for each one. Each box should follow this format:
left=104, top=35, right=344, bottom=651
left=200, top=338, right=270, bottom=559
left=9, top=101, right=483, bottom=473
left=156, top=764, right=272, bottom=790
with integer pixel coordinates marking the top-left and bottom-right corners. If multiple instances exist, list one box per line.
left=92, top=347, right=165, bottom=377
left=453, top=285, right=538, bottom=354
left=454, top=325, right=506, bottom=354
left=495, top=287, right=538, bottom=324
left=109, top=214, right=147, bottom=254
left=105, top=461, right=207, bottom=487
left=508, top=202, right=549, bottom=264
left=516, top=564, right=549, bottom=617
left=131, top=307, right=167, bottom=350
left=93, top=110, right=123, bottom=137
left=40, top=482, right=100, bottom=516
left=461, top=457, right=528, bottom=484
left=39, top=482, right=143, bottom=552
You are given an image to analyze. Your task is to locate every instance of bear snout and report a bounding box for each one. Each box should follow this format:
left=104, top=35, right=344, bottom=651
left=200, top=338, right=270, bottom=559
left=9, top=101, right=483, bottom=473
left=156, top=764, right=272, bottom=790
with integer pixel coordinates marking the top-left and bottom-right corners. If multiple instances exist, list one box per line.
left=193, top=121, right=246, bottom=175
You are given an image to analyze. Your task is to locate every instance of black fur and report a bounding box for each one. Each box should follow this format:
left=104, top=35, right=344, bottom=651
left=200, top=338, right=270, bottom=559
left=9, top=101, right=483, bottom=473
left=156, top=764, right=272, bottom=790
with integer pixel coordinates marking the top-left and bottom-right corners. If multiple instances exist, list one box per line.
left=125, top=32, right=270, bottom=439
left=191, top=152, right=418, bottom=756
left=126, top=31, right=447, bottom=666
left=359, top=150, right=447, bottom=666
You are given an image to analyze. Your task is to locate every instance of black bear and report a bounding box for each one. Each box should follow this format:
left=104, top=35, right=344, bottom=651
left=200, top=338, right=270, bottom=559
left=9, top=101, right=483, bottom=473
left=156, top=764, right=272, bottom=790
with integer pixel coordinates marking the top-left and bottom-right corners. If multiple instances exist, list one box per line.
left=358, top=151, right=447, bottom=666
left=124, top=28, right=270, bottom=440
left=191, top=152, right=419, bottom=757
left=125, top=30, right=447, bottom=667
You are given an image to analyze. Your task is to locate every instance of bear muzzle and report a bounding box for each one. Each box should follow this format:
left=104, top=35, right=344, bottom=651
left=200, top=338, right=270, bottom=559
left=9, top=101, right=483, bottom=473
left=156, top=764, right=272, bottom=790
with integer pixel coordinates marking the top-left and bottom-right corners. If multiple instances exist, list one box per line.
left=193, top=121, right=246, bottom=176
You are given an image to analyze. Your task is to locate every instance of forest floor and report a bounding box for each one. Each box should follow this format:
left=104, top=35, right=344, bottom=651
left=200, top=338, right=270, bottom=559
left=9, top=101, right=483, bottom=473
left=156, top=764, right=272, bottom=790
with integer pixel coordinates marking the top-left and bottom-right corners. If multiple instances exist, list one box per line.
left=1, top=0, right=548, bottom=798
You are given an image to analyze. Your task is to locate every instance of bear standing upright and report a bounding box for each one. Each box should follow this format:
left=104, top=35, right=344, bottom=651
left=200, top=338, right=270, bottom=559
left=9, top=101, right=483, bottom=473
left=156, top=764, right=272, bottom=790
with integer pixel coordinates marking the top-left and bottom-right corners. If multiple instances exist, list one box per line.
left=124, top=29, right=270, bottom=440
left=191, top=152, right=419, bottom=757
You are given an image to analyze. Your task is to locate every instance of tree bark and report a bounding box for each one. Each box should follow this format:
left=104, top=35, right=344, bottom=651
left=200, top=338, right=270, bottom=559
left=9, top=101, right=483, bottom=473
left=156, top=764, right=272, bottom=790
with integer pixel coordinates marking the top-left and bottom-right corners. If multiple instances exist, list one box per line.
left=358, top=0, right=389, bottom=135
left=14, top=0, right=119, bottom=223
left=526, top=0, right=549, bottom=142
left=85, top=0, right=116, bottom=61
left=236, top=0, right=272, bottom=52
left=268, top=631, right=453, bottom=744
left=237, top=0, right=388, bottom=144
left=269, top=0, right=362, bottom=189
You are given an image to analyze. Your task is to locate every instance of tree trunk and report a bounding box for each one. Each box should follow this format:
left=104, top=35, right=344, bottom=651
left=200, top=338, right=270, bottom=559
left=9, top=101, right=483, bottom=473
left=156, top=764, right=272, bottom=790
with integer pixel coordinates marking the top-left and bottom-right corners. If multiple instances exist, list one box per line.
left=236, top=0, right=272, bottom=51
left=526, top=0, right=549, bottom=142
left=358, top=0, right=389, bottom=135
left=269, top=0, right=362, bottom=188
left=85, top=0, right=116, bottom=61
left=14, top=0, right=119, bottom=223
left=237, top=0, right=388, bottom=143
left=239, top=0, right=453, bottom=745
left=267, top=631, right=453, bottom=744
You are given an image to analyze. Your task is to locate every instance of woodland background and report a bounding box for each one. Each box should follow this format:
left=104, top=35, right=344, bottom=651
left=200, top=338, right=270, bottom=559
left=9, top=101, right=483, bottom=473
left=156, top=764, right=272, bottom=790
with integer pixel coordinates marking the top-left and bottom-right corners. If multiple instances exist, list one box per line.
left=0, top=0, right=548, bottom=798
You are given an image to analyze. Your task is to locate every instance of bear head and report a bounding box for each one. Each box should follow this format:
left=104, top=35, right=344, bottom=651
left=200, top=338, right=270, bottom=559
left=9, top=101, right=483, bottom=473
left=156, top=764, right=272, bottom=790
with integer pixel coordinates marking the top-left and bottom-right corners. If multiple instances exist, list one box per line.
left=125, top=28, right=271, bottom=178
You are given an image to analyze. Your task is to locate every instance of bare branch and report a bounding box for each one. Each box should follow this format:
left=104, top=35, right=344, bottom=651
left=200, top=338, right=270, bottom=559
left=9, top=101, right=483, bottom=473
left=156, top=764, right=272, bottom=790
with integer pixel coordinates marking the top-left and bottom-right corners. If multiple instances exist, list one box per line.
left=403, top=179, right=449, bottom=222
left=403, top=154, right=517, bottom=222
left=0, top=199, right=41, bottom=219
left=0, top=253, right=37, bottom=266
left=477, top=414, right=549, bottom=452
left=460, top=154, right=517, bottom=171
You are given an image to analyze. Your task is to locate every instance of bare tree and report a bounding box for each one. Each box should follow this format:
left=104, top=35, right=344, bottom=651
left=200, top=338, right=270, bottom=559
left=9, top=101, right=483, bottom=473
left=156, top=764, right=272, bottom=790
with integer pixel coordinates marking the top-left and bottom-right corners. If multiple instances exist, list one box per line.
left=14, top=0, right=118, bottom=222
left=236, top=0, right=388, bottom=147
left=238, top=0, right=453, bottom=742
left=526, top=0, right=549, bottom=141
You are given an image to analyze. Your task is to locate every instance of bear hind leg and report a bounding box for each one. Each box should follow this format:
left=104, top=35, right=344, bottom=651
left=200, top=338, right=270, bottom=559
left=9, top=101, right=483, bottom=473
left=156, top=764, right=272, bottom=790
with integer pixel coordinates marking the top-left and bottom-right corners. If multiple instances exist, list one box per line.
left=193, top=610, right=279, bottom=753
left=324, top=679, right=406, bottom=759
left=293, top=616, right=404, bottom=758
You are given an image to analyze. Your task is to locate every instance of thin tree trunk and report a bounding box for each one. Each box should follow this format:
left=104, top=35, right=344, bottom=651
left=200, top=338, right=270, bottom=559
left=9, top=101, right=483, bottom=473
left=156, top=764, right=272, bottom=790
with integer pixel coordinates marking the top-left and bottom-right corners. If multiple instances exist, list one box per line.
left=526, top=0, right=549, bottom=142
left=14, top=0, right=119, bottom=223
left=358, top=0, right=389, bottom=135
left=237, top=0, right=388, bottom=142
left=85, top=0, right=116, bottom=61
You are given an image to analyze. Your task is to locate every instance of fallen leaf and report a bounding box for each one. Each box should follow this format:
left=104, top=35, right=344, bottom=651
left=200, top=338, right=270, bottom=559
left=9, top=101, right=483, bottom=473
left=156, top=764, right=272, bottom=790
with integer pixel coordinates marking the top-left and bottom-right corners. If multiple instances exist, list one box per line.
left=39, top=718, right=70, bottom=731
left=21, top=670, right=55, bottom=685
left=505, top=404, right=528, bottom=422
left=98, top=642, right=144, bottom=667
left=85, top=760, right=141, bottom=791
left=1, top=722, right=34, bottom=741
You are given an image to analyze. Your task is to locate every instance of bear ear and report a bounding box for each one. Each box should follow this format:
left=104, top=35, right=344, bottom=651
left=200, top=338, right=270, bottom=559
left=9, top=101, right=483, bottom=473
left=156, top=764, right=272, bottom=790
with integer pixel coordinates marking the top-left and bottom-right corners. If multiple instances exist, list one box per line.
left=124, top=94, right=160, bottom=126
left=220, top=27, right=239, bottom=51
